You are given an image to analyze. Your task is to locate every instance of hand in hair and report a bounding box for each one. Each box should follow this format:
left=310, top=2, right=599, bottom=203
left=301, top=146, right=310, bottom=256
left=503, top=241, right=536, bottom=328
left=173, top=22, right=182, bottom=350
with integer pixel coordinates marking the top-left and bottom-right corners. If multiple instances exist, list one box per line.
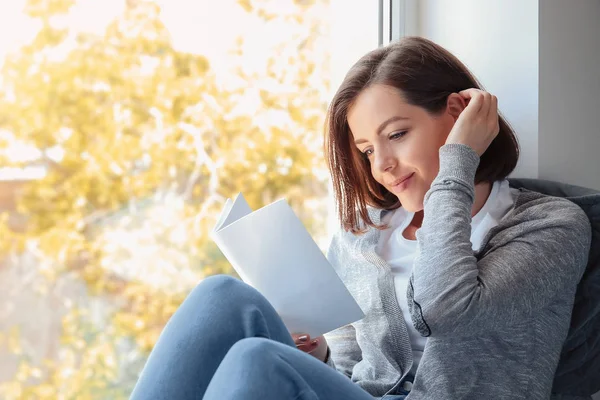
left=445, top=89, right=500, bottom=156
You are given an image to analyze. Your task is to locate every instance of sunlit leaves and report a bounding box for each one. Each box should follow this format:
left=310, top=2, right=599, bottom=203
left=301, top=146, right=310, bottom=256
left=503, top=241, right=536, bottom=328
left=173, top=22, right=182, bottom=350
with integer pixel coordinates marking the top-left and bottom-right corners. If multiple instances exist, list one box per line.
left=0, top=0, right=330, bottom=397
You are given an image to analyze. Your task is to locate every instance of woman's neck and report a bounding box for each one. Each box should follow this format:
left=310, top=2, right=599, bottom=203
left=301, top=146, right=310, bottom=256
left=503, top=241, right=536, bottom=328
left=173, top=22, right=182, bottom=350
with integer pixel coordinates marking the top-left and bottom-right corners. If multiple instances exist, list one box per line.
left=404, top=181, right=492, bottom=239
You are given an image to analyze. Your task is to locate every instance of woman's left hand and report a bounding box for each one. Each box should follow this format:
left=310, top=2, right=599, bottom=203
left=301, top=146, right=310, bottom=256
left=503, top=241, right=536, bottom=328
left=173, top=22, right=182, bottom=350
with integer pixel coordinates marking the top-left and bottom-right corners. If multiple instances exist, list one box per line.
left=445, top=89, right=500, bottom=156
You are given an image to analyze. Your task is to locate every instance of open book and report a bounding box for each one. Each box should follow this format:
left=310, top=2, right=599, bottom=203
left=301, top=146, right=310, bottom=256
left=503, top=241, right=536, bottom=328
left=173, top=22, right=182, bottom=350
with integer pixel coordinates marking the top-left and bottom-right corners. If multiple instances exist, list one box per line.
left=211, top=194, right=364, bottom=338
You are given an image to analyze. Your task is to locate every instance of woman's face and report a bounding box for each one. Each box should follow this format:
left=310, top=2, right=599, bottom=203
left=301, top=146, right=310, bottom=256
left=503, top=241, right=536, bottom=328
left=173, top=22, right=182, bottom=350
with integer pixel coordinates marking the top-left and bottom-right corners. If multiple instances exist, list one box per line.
left=347, top=84, right=460, bottom=212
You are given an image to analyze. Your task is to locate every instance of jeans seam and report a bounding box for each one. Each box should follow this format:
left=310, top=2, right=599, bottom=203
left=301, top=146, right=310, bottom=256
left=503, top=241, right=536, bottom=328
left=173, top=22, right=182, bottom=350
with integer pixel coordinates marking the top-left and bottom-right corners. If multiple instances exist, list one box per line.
left=292, top=389, right=318, bottom=400
left=276, top=352, right=319, bottom=400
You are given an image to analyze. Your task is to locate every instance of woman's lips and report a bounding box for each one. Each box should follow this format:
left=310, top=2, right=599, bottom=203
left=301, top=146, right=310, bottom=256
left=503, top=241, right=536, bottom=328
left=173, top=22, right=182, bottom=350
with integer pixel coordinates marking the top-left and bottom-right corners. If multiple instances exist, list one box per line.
left=389, top=172, right=414, bottom=193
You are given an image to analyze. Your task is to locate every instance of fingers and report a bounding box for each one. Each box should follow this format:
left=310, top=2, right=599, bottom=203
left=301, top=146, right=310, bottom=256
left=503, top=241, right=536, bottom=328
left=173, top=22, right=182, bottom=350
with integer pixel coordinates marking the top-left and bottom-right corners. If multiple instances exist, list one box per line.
left=481, top=91, right=493, bottom=121
left=488, top=94, right=499, bottom=132
left=479, top=91, right=498, bottom=131
left=292, top=333, right=320, bottom=353
left=292, top=333, right=311, bottom=344
left=447, top=88, right=500, bottom=155
left=458, top=88, right=485, bottom=116
left=459, top=89, right=497, bottom=125
left=297, top=340, right=320, bottom=354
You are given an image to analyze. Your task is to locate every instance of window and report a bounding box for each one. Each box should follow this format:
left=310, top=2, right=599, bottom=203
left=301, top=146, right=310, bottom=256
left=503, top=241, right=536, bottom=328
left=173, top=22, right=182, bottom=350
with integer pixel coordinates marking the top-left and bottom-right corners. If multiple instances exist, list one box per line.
left=380, top=0, right=418, bottom=45
left=0, top=0, right=379, bottom=398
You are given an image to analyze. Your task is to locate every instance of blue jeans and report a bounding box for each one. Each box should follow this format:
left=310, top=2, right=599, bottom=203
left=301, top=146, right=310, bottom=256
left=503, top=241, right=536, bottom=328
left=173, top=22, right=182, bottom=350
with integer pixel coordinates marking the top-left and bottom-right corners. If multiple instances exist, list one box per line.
left=130, top=275, right=410, bottom=399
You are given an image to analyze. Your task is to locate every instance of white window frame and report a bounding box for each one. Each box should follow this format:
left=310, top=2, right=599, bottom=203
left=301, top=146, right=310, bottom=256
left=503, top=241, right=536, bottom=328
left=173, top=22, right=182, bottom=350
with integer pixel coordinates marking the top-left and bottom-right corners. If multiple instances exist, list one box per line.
left=379, top=0, right=418, bottom=46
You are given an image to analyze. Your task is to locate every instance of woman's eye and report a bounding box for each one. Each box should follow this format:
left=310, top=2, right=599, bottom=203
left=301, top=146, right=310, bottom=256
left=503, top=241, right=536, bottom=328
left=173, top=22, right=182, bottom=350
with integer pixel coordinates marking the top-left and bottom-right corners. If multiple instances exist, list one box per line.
left=389, top=131, right=407, bottom=140
left=360, top=131, right=406, bottom=157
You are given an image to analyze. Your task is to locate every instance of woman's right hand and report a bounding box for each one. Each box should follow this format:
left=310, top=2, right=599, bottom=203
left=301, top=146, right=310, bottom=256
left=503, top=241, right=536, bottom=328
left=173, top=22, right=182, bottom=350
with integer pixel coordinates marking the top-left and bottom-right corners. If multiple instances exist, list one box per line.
left=291, top=333, right=328, bottom=362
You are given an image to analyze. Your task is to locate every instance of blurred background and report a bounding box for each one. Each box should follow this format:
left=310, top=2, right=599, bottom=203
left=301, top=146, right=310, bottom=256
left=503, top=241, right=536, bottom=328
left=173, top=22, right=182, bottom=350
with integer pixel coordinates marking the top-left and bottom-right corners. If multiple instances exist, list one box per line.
left=0, top=0, right=378, bottom=398
left=1, top=0, right=598, bottom=398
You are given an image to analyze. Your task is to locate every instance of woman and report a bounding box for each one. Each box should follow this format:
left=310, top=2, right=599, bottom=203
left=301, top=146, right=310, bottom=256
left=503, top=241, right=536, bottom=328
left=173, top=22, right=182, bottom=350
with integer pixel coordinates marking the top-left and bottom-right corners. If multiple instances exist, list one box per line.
left=130, top=37, right=591, bottom=400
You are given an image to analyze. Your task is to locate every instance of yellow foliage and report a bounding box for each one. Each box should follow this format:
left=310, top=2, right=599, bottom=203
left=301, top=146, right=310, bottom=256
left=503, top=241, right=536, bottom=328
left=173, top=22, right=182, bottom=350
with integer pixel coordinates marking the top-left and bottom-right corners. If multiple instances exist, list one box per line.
left=7, top=327, right=22, bottom=356
left=0, top=0, right=331, bottom=397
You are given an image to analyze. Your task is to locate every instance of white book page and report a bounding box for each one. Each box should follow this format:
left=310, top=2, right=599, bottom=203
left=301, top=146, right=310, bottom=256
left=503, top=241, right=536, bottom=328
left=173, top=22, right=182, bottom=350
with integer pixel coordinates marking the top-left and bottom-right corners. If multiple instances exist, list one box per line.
left=213, top=193, right=252, bottom=231
left=211, top=198, right=364, bottom=337
left=213, top=198, right=233, bottom=232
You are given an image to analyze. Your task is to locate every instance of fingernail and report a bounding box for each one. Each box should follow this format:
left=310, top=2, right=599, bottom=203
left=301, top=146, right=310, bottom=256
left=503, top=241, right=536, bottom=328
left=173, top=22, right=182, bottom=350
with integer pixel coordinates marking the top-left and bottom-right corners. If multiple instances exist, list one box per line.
left=298, top=335, right=309, bottom=342
left=311, top=339, right=319, bottom=346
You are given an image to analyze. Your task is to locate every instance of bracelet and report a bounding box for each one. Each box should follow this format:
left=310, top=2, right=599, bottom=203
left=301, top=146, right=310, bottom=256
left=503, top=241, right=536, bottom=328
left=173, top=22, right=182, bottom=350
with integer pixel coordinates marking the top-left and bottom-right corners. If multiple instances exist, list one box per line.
left=323, top=346, right=331, bottom=363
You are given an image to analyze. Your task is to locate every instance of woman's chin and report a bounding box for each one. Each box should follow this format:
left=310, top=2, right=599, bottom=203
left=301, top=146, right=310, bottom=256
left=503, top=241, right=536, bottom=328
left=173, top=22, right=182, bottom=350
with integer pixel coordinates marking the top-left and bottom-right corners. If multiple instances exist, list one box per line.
left=397, top=197, right=424, bottom=213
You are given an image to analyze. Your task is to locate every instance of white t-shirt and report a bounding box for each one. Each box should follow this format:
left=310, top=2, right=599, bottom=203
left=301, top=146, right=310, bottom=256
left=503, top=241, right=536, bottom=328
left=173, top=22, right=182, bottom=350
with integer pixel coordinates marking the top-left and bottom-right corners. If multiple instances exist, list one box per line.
left=376, top=180, right=518, bottom=374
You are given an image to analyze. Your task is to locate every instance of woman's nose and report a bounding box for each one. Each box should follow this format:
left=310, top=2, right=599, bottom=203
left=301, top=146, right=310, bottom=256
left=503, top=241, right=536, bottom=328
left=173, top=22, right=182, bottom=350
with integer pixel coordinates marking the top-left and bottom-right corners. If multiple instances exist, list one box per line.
left=374, top=147, right=397, bottom=173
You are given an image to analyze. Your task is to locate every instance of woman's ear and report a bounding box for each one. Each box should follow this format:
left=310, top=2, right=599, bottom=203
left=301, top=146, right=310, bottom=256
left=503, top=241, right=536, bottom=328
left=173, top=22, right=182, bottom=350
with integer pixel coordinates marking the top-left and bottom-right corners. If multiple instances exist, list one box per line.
left=446, top=93, right=467, bottom=121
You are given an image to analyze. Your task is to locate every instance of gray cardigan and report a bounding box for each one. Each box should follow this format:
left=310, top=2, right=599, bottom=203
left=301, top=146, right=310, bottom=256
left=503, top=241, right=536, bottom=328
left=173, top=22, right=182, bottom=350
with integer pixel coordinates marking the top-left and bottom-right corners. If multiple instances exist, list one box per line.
left=325, top=144, right=592, bottom=400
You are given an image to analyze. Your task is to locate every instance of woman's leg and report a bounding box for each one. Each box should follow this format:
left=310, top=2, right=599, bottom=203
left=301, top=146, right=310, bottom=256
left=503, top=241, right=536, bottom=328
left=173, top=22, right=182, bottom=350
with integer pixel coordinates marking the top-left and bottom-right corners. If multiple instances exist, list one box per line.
left=129, top=275, right=298, bottom=400
left=204, top=337, right=375, bottom=400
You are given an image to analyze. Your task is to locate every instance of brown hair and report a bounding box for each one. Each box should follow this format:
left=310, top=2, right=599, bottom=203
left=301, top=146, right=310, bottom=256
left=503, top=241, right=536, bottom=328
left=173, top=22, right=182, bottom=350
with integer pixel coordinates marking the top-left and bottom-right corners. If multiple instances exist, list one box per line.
left=325, top=36, right=519, bottom=234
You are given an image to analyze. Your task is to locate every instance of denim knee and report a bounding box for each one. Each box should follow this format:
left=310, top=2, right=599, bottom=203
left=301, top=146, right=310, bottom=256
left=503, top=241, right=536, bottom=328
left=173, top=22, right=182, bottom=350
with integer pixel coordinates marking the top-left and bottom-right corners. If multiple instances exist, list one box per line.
left=196, top=274, right=246, bottom=296
left=205, top=338, right=295, bottom=399
left=180, top=275, right=293, bottom=346
left=223, top=337, right=282, bottom=367
left=188, top=275, right=266, bottom=315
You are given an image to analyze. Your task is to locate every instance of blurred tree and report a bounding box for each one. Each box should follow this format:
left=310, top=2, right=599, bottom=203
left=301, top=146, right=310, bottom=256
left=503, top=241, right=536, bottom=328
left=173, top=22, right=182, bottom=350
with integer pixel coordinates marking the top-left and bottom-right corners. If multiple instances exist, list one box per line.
left=0, top=0, right=330, bottom=398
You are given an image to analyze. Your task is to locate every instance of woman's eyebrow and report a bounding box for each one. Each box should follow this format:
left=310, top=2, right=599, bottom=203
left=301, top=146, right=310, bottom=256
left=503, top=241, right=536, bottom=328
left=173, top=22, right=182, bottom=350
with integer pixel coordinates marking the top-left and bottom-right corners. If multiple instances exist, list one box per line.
left=354, top=115, right=409, bottom=145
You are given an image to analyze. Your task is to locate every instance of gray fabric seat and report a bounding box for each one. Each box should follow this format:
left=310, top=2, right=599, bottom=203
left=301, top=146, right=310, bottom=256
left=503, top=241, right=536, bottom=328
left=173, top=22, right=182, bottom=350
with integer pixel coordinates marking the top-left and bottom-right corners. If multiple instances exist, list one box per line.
left=509, top=178, right=600, bottom=397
